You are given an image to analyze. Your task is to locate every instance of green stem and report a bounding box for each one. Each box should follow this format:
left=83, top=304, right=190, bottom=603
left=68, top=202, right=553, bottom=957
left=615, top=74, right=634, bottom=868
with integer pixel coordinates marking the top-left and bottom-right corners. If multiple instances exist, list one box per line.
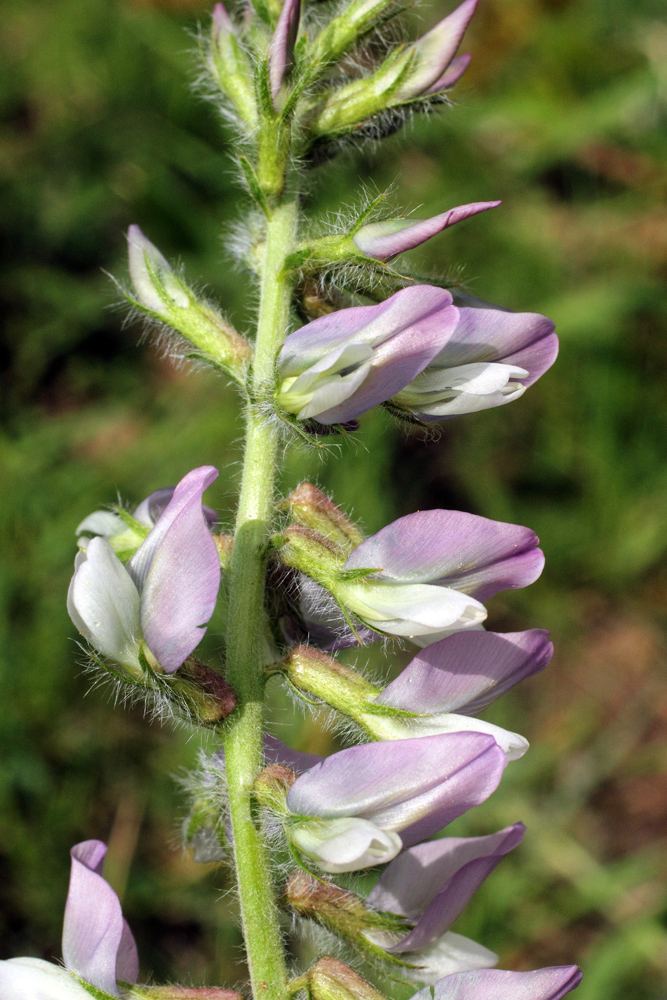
left=222, top=192, right=298, bottom=1000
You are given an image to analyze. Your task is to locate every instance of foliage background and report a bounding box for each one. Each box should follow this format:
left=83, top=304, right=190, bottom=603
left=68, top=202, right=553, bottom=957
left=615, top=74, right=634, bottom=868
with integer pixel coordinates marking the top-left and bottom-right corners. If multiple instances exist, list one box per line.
left=1, top=0, right=666, bottom=996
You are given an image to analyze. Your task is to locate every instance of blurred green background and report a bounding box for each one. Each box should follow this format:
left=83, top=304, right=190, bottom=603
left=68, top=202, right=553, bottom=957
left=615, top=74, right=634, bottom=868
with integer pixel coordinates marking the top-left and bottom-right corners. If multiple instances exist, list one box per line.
left=1, top=0, right=666, bottom=996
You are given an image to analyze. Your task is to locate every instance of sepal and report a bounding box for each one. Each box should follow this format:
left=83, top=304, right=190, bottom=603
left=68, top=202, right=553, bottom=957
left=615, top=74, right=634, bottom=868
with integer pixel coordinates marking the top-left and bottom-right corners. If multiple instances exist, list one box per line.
left=254, top=763, right=298, bottom=815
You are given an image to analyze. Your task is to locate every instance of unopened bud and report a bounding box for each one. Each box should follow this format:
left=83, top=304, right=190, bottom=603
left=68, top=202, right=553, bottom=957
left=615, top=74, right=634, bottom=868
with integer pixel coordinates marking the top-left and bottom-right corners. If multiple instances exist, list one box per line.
left=127, top=986, right=243, bottom=999
left=284, top=870, right=403, bottom=945
left=278, top=644, right=379, bottom=713
left=126, top=226, right=252, bottom=382
left=209, top=3, right=257, bottom=124
left=254, top=763, right=298, bottom=814
left=168, top=658, right=237, bottom=726
left=308, top=957, right=389, bottom=1000
left=273, top=525, right=342, bottom=585
left=285, top=483, right=363, bottom=552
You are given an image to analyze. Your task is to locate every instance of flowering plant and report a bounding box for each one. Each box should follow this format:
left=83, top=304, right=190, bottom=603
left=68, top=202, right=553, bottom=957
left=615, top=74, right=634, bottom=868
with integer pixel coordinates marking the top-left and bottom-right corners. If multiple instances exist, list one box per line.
left=6, top=1, right=585, bottom=998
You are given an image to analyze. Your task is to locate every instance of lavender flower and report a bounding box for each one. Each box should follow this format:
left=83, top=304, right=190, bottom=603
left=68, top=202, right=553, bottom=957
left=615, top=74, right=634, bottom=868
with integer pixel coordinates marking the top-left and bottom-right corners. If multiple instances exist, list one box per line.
left=362, top=629, right=553, bottom=759
left=68, top=466, right=221, bottom=675
left=285, top=732, right=505, bottom=871
left=352, top=201, right=500, bottom=260
left=276, top=285, right=458, bottom=424
left=411, top=966, right=583, bottom=1000
left=391, top=307, right=558, bottom=418
left=290, top=509, right=544, bottom=645
left=363, top=824, right=524, bottom=982
left=0, top=840, right=138, bottom=999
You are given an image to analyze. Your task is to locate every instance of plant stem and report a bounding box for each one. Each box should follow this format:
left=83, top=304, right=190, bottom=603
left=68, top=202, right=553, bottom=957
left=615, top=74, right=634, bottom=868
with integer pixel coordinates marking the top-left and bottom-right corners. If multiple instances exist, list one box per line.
left=222, top=191, right=298, bottom=1000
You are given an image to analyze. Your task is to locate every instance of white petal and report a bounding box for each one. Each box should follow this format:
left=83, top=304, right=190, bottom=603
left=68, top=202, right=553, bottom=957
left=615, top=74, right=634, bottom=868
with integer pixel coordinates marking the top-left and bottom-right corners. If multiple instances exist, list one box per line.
left=401, top=932, right=498, bottom=985
left=68, top=538, right=142, bottom=670
left=341, top=581, right=487, bottom=637
left=290, top=817, right=402, bottom=873
left=360, top=712, right=528, bottom=761
left=75, top=511, right=126, bottom=539
left=0, top=959, right=97, bottom=1000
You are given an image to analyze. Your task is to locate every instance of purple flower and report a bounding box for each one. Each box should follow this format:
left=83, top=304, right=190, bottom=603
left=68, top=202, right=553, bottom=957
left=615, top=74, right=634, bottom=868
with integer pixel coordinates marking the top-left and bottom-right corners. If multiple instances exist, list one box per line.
left=352, top=201, right=500, bottom=260
left=68, top=466, right=221, bottom=675
left=268, top=0, right=301, bottom=103
left=364, top=824, right=524, bottom=983
left=285, top=732, right=505, bottom=871
left=276, top=285, right=459, bottom=424
left=362, top=630, right=553, bottom=759
left=411, top=966, right=583, bottom=1000
left=0, top=840, right=138, bottom=999
left=62, top=841, right=139, bottom=996
left=324, top=510, right=544, bottom=645
left=391, top=306, right=558, bottom=419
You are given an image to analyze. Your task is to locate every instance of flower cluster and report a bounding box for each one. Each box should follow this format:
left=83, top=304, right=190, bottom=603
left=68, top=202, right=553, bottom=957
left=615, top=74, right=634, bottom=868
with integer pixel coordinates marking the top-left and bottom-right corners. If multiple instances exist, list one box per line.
left=34, top=0, right=585, bottom=997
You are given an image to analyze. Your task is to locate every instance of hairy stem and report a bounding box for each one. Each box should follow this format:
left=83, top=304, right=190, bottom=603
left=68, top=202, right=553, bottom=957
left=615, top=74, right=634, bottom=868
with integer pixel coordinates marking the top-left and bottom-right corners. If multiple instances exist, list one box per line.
left=222, top=189, right=298, bottom=1000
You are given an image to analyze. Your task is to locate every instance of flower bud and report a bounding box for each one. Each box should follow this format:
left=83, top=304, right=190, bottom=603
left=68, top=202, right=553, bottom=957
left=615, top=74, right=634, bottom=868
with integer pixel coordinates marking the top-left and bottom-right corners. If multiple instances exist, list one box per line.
left=268, top=0, right=301, bottom=105
left=208, top=4, right=257, bottom=124
left=285, top=871, right=404, bottom=947
left=284, top=483, right=363, bottom=553
left=306, top=957, right=390, bottom=1000
left=126, top=226, right=252, bottom=382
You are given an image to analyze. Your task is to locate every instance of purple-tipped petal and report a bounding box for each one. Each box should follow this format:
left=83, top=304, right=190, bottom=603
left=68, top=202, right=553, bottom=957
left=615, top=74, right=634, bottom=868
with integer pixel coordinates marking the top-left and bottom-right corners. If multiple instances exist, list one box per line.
left=268, top=0, right=301, bottom=101
left=62, top=841, right=131, bottom=997
left=212, top=1, right=234, bottom=38
left=426, top=52, right=472, bottom=93
left=370, top=825, right=525, bottom=952
left=353, top=202, right=500, bottom=260
left=377, top=630, right=553, bottom=716
left=400, top=0, right=478, bottom=99
left=432, top=308, right=558, bottom=387
left=345, top=510, right=544, bottom=602
left=280, top=286, right=455, bottom=376
left=287, top=732, right=505, bottom=846
left=128, top=466, right=221, bottom=673
left=413, top=967, right=583, bottom=1000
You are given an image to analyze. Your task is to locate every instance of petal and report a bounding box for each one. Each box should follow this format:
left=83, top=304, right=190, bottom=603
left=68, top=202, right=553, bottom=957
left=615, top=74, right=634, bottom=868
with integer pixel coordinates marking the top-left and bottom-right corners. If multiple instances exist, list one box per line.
left=353, top=202, right=500, bottom=260
left=67, top=539, right=141, bottom=669
left=341, top=581, right=486, bottom=636
left=134, top=487, right=218, bottom=530
left=366, top=713, right=528, bottom=761
left=398, top=0, right=478, bottom=99
left=128, top=466, right=221, bottom=673
left=286, top=732, right=505, bottom=845
left=115, top=920, right=139, bottom=985
left=345, top=510, right=544, bottom=602
left=268, top=0, right=301, bottom=101
left=425, top=52, right=472, bottom=93
left=397, top=932, right=498, bottom=986
left=127, top=225, right=189, bottom=313
left=0, top=959, right=94, bottom=1000
left=369, top=825, right=525, bottom=950
left=279, top=286, right=455, bottom=377
left=62, top=841, right=126, bottom=996
left=413, top=967, right=583, bottom=1000
left=369, top=824, right=524, bottom=917
left=313, top=313, right=459, bottom=424
left=377, top=630, right=553, bottom=715
left=431, top=307, right=558, bottom=386
left=290, top=817, right=402, bottom=872
left=75, top=511, right=126, bottom=538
